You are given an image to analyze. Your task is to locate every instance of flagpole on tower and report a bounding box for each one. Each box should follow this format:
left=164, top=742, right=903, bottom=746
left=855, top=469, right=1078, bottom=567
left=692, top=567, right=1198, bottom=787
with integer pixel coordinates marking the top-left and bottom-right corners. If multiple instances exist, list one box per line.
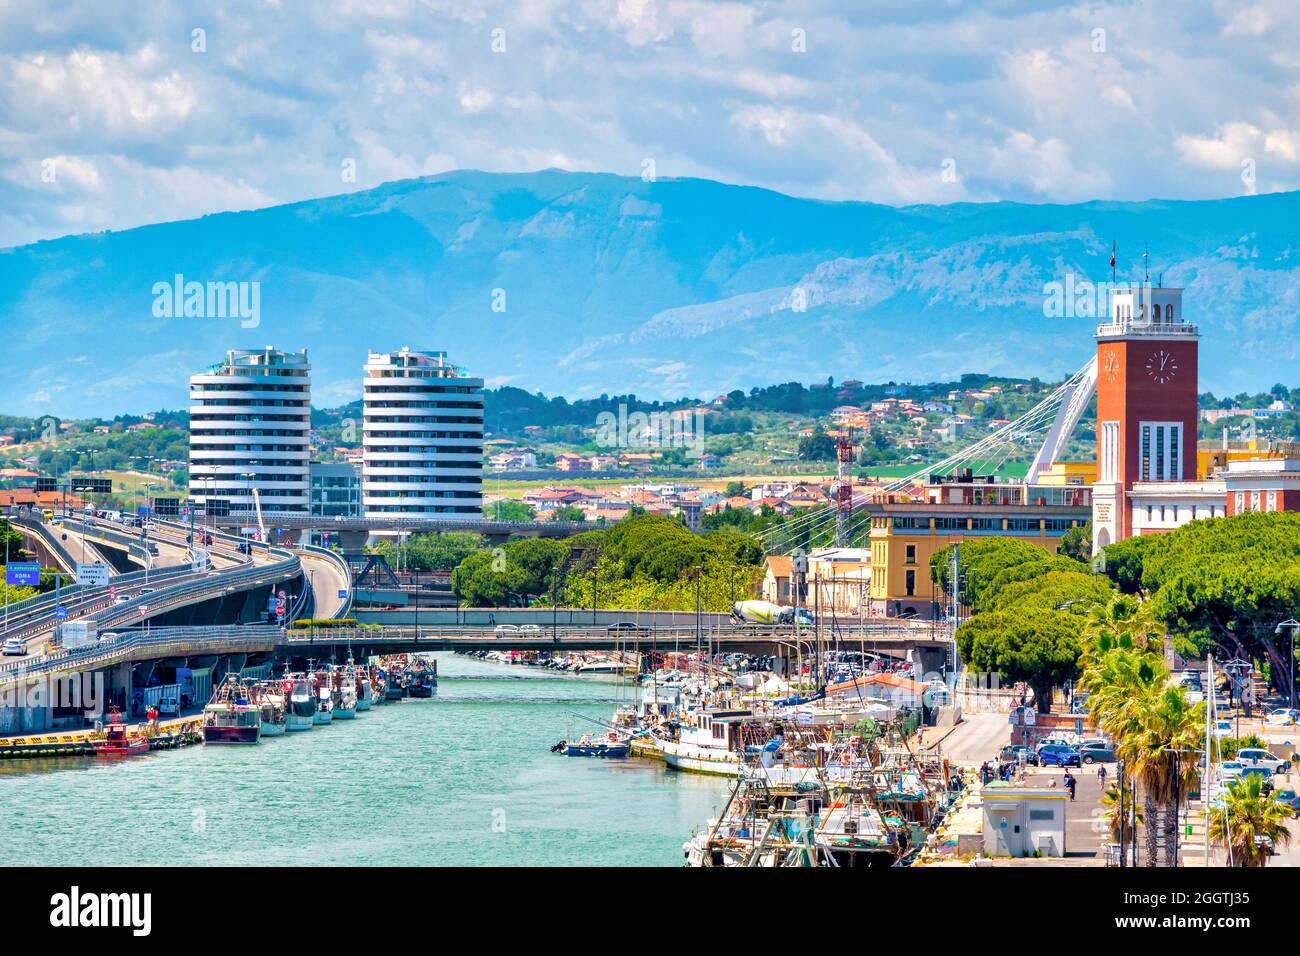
left=1110, top=241, right=1116, bottom=285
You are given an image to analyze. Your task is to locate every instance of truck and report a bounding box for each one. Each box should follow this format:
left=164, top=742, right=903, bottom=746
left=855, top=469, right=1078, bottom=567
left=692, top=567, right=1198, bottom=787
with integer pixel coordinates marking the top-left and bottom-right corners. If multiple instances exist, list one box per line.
left=730, top=600, right=815, bottom=627
left=58, top=621, right=98, bottom=649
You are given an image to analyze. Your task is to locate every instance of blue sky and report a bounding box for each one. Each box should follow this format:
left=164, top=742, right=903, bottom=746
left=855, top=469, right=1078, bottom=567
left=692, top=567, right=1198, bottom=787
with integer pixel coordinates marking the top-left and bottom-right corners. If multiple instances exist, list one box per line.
left=1, top=0, right=1298, bottom=247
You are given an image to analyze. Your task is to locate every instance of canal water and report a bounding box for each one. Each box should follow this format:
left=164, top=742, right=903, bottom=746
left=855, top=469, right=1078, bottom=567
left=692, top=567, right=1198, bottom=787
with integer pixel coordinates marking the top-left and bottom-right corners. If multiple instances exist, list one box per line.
left=0, top=654, right=730, bottom=866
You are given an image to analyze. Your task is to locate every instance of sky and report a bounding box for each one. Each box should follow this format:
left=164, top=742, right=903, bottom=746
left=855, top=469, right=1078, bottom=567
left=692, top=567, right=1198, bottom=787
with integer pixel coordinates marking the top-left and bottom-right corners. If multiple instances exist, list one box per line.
left=2, top=0, right=1300, bottom=248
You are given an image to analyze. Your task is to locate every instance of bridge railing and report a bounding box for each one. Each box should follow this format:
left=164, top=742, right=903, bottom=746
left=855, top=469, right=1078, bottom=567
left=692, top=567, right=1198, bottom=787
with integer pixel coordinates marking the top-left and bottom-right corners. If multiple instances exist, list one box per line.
left=283, top=622, right=947, bottom=645
left=87, top=547, right=301, bottom=630
left=56, top=517, right=152, bottom=563
left=0, top=624, right=285, bottom=684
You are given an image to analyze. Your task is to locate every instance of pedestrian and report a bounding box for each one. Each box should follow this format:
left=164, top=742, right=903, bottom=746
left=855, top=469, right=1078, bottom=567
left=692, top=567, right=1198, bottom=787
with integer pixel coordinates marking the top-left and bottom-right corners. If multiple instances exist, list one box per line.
left=1065, top=771, right=1077, bottom=800
left=1097, top=764, right=1108, bottom=785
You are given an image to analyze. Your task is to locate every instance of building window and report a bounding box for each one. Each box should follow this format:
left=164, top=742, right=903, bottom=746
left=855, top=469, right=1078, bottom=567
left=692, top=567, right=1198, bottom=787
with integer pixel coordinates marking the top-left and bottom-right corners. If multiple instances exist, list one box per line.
left=1101, top=422, right=1119, bottom=483
left=1251, top=491, right=1261, bottom=512
left=905, top=544, right=916, bottom=565
left=1267, top=491, right=1278, bottom=512
left=1234, top=492, right=1244, bottom=513
left=1140, top=422, right=1182, bottom=481
left=905, top=570, right=916, bottom=597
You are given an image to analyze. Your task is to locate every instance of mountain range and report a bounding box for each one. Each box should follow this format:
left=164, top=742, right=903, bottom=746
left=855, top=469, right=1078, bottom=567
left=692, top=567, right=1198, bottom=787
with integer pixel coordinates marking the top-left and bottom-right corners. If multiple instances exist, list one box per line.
left=2, top=168, right=1297, bottom=419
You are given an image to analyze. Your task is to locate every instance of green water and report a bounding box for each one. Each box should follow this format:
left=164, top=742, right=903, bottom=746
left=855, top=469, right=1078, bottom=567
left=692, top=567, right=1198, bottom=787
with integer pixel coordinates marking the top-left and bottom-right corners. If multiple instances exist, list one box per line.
left=0, top=654, right=730, bottom=866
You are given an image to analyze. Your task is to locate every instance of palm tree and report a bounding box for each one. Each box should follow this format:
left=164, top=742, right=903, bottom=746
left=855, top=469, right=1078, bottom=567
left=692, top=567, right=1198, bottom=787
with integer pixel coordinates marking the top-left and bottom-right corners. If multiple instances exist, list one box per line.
left=1100, top=785, right=1143, bottom=844
left=1083, top=594, right=1162, bottom=651
left=1209, top=773, right=1293, bottom=866
left=1126, top=686, right=1205, bottom=866
left=1082, top=645, right=1204, bottom=865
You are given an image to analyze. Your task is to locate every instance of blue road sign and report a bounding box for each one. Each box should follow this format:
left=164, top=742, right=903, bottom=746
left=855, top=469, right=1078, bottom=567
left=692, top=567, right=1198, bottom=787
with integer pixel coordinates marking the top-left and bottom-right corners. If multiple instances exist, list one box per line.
left=55, top=606, right=68, bottom=620
left=338, top=589, right=347, bottom=599
left=5, top=562, right=40, bottom=587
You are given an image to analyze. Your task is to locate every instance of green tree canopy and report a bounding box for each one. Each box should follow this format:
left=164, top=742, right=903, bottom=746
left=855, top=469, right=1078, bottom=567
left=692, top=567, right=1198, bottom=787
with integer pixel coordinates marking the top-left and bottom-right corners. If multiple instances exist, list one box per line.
left=370, top=531, right=485, bottom=572
left=1101, top=512, right=1300, bottom=672
left=955, top=607, right=1084, bottom=713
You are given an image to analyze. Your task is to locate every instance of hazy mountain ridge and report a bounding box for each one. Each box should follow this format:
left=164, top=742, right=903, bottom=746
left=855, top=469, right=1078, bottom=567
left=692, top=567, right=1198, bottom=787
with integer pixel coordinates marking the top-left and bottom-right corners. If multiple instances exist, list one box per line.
left=1, top=169, right=1298, bottom=418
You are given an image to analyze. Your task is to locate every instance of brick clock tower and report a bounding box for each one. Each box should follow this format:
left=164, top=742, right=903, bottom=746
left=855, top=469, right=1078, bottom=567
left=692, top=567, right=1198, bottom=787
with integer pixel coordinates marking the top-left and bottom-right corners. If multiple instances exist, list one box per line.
left=1091, top=285, right=1198, bottom=551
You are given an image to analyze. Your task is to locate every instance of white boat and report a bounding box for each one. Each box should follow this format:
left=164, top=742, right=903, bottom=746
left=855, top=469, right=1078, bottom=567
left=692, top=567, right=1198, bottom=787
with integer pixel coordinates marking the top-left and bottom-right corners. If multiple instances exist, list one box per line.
left=286, top=676, right=315, bottom=732
left=660, top=709, right=752, bottom=776
left=254, top=683, right=287, bottom=737
left=334, top=680, right=358, bottom=719
left=314, top=684, right=334, bottom=724
left=356, top=673, right=375, bottom=711
left=576, top=656, right=633, bottom=675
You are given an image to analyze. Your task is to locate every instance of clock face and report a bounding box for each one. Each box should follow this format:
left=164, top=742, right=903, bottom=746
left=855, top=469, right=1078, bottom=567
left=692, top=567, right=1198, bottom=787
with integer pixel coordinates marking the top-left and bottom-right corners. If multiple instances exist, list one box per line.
left=1103, top=353, right=1120, bottom=384
left=1146, top=349, right=1178, bottom=385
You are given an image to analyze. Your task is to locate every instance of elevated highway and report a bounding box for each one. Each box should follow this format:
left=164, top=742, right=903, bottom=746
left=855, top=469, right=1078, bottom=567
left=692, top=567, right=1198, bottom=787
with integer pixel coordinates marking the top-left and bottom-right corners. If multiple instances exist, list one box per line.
left=208, top=511, right=591, bottom=545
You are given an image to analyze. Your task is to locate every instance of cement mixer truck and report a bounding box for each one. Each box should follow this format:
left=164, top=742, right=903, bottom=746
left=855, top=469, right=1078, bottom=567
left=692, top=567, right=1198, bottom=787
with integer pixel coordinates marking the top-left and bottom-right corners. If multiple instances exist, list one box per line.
left=731, top=600, right=815, bottom=626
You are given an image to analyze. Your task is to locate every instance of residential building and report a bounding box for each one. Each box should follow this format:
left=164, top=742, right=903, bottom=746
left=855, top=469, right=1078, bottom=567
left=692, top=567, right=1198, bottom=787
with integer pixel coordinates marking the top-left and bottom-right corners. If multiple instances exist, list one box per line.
left=189, top=347, right=312, bottom=515
left=362, top=347, right=484, bottom=518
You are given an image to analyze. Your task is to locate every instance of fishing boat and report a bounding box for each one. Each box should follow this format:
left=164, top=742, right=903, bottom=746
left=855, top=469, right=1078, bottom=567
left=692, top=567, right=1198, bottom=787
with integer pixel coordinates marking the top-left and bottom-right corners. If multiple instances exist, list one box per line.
left=659, top=709, right=752, bottom=776
left=381, top=656, right=409, bottom=700
left=201, top=677, right=263, bottom=745
left=314, top=680, right=334, bottom=724
left=681, top=717, right=950, bottom=867
left=93, top=706, right=150, bottom=758
left=406, top=656, right=437, bottom=698
left=286, top=675, right=316, bottom=732
left=333, top=668, right=358, bottom=719
left=356, top=667, right=375, bottom=711
left=252, top=681, right=287, bottom=737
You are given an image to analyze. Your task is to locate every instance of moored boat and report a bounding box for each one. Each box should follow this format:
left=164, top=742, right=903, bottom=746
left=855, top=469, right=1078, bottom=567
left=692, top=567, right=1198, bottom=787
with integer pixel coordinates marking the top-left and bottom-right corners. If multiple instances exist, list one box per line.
left=286, top=675, right=316, bottom=731
left=660, top=709, right=752, bottom=776
left=202, top=677, right=263, bottom=745
left=93, top=706, right=150, bottom=758
left=314, top=682, right=334, bottom=724
left=560, top=732, right=630, bottom=758
left=406, top=656, right=437, bottom=698
left=356, top=668, right=375, bottom=710
left=252, top=681, right=287, bottom=736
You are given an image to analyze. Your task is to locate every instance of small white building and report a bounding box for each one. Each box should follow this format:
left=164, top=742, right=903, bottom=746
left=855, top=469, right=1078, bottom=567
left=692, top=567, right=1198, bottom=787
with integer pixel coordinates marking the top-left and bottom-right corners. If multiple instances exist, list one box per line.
left=982, top=785, right=1068, bottom=858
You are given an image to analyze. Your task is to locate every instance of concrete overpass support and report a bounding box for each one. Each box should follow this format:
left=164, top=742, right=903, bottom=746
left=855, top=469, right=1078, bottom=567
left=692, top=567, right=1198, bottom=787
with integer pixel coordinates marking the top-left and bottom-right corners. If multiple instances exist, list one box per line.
left=334, top=530, right=369, bottom=551
left=0, top=679, right=53, bottom=734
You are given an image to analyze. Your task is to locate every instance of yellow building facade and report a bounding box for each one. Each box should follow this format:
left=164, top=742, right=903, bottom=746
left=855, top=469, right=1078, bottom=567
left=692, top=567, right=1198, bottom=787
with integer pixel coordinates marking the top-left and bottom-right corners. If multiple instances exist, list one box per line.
left=867, top=503, right=1088, bottom=618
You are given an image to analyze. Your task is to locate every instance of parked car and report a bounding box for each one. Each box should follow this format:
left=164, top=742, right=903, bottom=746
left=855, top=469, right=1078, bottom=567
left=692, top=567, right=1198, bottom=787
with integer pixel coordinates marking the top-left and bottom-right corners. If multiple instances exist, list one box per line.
left=1239, top=766, right=1275, bottom=792
left=1077, top=741, right=1116, bottom=763
left=1212, top=720, right=1233, bottom=738
left=998, top=745, right=1038, bottom=766
left=1266, top=708, right=1300, bottom=726
left=1037, top=744, right=1083, bottom=768
left=1219, top=760, right=1245, bottom=782
left=1238, top=747, right=1291, bottom=775
left=1273, top=790, right=1300, bottom=816
left=157, top=697, right=180, bottom=717
left=1035, top=737, right=1073, bottom=752
left=2, top=637, right=24, bottom=656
